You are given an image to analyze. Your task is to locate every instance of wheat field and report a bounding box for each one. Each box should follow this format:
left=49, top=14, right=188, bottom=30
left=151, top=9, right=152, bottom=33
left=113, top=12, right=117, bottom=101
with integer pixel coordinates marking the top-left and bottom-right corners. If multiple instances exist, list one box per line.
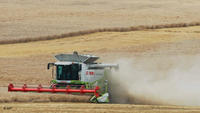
left=1, top=0, right=200, bottom=112
left=1, top=0, right=200, bottom=42
left=1, top=103, right=200, bottom=113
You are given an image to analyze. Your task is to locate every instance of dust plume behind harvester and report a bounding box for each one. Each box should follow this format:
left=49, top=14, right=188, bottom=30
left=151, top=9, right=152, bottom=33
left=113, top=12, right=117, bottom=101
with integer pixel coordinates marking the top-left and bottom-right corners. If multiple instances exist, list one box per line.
left=8, top=51, right=118, bottom=103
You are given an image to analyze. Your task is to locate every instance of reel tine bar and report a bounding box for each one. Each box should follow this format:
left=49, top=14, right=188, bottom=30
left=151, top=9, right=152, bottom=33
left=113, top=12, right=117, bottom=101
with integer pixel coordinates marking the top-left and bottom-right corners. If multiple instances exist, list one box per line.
left=8, top=83, right=100, bottom=97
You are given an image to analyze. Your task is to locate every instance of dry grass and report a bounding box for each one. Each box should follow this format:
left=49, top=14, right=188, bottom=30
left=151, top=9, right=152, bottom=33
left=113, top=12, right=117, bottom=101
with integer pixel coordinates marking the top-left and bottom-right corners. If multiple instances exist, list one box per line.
left=1, top=0, right=200, bottom=42
left=0, top=26, right=200, bottom=57
left=1, top=22, right=200, bottom=44
left=1, top=102, right=200, bottom=113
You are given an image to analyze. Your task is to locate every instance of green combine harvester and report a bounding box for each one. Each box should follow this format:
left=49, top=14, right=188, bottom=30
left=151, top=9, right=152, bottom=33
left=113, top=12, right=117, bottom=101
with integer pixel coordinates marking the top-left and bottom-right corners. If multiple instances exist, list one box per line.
left=8, top=51, right=118, bottom=103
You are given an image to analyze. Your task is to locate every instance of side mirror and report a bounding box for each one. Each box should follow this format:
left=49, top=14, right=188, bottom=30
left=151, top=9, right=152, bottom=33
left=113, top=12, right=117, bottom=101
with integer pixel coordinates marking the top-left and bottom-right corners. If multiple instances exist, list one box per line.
left=47, top=63, right=54, bottom=70
left=114, top=64, right=119, bottom=71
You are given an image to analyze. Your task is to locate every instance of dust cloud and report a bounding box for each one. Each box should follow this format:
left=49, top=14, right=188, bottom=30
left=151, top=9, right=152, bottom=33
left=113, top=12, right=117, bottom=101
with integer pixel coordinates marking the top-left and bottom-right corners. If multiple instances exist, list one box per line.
left=110, top=55, right=200, bottom=106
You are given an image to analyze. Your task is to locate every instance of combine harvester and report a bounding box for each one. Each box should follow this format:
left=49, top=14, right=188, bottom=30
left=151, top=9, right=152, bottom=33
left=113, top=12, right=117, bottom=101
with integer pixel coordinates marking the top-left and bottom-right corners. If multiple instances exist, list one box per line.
left=8, top=51, right=118, bottom=103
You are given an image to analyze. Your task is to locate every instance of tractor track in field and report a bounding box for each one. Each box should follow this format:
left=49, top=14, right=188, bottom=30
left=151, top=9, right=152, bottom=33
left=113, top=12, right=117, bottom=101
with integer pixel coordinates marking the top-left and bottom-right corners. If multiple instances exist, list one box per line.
left=1, top=22, right=200, bottom=45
